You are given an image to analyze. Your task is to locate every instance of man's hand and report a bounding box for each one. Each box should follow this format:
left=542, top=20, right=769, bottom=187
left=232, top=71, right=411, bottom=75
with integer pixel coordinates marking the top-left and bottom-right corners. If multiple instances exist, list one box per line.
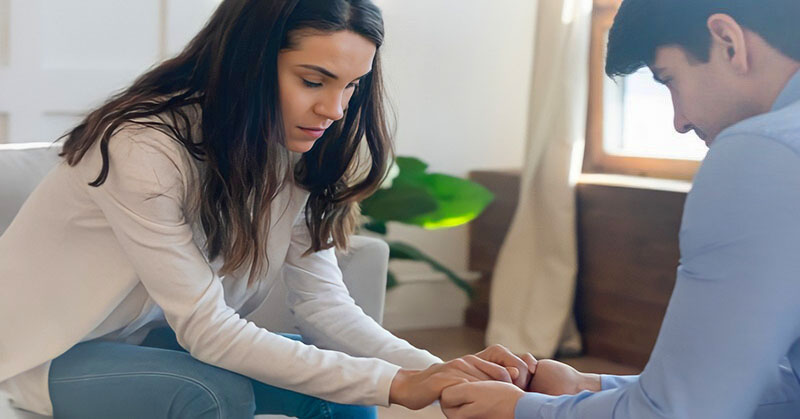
left=527, top=359, right=601, bottom=395
left=440, top=381, right=524, bottom=419
left=474, top=344, right=538, bottom=390
left=389, top=356, right=517, bottom=410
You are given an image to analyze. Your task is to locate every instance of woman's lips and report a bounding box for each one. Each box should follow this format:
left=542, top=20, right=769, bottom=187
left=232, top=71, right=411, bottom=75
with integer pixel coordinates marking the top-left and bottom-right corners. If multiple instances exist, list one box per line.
left=299, top=127, right=326, bottom=138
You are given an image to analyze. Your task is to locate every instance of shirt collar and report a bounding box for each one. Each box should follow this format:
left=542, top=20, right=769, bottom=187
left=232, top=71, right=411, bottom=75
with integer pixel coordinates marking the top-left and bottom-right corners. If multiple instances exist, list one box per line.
left=772, top=69, right=800, bottom=111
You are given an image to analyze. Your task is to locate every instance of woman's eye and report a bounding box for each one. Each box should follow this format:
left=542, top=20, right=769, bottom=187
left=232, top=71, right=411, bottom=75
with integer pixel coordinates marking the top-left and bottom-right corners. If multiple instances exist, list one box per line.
left=303, top=79, right=323, bottom=88
left=346, top=82, right=359, bottom=90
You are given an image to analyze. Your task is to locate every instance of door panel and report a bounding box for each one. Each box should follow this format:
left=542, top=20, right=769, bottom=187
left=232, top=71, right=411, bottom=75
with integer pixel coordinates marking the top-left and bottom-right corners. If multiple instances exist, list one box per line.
left=0, top=0, right=221, bottom=143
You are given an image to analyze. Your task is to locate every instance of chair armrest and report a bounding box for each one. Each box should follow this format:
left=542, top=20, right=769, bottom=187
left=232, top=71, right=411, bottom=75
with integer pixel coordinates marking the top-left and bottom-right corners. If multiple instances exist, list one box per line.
left=335, top=235, right=389, bottom=325
left=246, top=235, right=389, bottom=332
left=0, top=143, right=62, bottom=235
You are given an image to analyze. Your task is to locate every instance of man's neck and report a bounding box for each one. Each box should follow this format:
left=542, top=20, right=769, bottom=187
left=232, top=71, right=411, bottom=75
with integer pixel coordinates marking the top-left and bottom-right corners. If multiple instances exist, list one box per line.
left=766, top=61, right=800, bottom=111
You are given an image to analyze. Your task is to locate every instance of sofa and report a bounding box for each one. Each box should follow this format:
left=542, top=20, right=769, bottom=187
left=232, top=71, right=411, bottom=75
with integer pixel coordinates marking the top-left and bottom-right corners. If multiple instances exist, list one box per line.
left=0, top=142, right=389, bottom=418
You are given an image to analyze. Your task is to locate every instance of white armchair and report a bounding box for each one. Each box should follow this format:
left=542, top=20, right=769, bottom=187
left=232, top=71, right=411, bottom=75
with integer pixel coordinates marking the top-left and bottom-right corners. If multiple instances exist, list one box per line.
left=0, top=142, right=389, bottom=418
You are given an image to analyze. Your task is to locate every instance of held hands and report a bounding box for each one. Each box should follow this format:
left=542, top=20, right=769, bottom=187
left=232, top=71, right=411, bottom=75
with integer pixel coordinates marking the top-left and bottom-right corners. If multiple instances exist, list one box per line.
left=388, top=343, right=603, bottom=418
left=389, top=344, right=535, bottom=410
left=389, top=354, right=518, bottom=410
left=440, top=359, right=602, bottom=419
left=474, top=344, right=538, bottom=390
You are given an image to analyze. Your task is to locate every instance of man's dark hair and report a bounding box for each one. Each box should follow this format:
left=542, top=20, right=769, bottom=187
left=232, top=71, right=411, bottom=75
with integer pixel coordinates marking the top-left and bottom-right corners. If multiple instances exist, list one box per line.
left=606, top=0, right=800, bottom=77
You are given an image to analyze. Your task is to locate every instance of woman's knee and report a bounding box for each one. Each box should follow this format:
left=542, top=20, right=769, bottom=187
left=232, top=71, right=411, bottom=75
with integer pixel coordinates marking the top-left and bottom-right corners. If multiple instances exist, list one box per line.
left=184, top=366, right=255, bottom=419
left=50, top=342, right=256, bottom=418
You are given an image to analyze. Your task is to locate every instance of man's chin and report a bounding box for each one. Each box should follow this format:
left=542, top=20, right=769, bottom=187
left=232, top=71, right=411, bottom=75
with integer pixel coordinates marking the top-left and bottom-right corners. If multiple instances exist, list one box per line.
left=694, top=130, right=714, bottom=147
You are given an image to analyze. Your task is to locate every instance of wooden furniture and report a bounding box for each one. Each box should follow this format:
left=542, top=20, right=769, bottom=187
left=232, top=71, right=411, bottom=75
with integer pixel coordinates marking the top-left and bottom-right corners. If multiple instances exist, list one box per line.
left=466, top=170, right=521, bottom=330
left=467, top=170, right=687, bottom=370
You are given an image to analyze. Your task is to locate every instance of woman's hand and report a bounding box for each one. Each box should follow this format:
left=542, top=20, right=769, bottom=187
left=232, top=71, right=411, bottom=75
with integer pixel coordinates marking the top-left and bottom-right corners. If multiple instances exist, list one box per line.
left=389, top=356, right=517, bottom=410
left=527, top=359, right=601, bottom=395
left=474, top=344, right=538, bottom=390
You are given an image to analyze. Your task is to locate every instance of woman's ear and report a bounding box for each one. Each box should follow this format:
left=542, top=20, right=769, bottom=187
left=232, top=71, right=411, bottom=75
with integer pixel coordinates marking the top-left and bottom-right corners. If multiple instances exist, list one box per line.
left=707, top=13, right=750, bottom=74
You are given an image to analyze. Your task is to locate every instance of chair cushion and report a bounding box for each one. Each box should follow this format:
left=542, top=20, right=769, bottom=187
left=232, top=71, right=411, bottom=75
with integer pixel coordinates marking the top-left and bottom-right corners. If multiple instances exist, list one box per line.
left=0, top=143, right=63, bottom=235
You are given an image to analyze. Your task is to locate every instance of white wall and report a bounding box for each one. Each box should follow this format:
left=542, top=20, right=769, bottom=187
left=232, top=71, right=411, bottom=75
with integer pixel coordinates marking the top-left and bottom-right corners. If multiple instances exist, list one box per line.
left=376, top=0, right=535, bottom=277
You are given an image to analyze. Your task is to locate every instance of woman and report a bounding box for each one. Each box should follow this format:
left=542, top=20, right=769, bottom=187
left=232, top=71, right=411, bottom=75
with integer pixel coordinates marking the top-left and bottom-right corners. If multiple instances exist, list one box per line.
left=0, top=0, right=525, bottom=418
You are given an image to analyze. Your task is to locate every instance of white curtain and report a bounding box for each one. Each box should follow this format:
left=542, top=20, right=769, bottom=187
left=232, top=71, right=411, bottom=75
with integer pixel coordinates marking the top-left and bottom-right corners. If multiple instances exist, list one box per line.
left=486, top=0, right=593, bottom=358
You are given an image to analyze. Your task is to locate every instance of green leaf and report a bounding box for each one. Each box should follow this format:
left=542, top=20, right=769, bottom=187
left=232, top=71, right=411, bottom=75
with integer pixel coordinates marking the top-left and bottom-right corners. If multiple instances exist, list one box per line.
left=395, top=157, right=428, bottom=175
left=362, top=220, right=388, bottom=235
left=387, top=241, right=474, bottom=298
left=360, top=185, right=438, bottom=222
left=360, top=155, right=494, bottom=228
left=406, top=174, right=495, bottom=229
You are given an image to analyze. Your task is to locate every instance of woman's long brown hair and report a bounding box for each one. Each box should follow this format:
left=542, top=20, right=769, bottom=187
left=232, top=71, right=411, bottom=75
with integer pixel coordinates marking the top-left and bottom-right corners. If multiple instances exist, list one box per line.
left=60, top=0, right=392, bottom=285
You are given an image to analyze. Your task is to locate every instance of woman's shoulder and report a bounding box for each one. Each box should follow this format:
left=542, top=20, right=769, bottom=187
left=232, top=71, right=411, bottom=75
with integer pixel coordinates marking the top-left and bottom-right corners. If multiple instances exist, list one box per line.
left=114, top=120, right=198, bottom=168
left=75, top=120, right=201, bottom=201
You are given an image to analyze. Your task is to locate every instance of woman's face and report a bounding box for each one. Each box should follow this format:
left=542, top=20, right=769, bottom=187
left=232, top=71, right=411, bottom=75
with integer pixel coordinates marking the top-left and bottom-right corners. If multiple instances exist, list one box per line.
left=277, top=30, right=377, bottom=153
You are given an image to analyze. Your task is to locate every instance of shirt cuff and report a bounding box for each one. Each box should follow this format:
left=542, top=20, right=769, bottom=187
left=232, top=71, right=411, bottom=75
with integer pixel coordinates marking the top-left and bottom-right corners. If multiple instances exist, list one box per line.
left=514, top=392, right=556, bottom=419
left=600, top=374, right=639, bottom=391
left=377, top=363, right=403, bottom=407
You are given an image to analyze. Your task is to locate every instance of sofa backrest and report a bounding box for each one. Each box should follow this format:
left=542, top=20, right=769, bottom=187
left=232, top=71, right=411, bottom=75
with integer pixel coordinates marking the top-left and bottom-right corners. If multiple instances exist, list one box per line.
left=0, top=143, right=63, bottom=235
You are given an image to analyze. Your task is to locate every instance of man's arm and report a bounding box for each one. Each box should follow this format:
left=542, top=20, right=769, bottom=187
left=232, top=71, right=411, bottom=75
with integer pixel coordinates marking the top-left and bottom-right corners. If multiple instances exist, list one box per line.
left=444, top=134, right=800, bottom=419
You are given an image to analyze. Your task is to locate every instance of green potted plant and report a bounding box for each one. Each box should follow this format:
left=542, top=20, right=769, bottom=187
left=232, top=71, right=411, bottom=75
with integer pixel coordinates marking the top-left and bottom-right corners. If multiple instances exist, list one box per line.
left=360, top=157, right=494, bottom=298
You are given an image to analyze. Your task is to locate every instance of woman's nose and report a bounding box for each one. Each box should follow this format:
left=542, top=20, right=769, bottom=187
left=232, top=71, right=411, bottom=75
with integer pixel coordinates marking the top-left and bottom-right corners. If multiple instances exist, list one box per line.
left=315, top=91, right=345, bottom=121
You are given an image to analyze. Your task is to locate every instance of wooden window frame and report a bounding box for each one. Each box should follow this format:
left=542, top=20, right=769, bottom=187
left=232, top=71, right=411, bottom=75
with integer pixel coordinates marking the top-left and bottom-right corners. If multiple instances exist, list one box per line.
left=583, top=1, right=701, bottom=181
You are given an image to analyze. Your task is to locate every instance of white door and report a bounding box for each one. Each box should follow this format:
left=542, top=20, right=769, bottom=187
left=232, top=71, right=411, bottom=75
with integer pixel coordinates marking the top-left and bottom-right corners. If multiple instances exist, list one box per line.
left=0, top=0, right=222, bottom=144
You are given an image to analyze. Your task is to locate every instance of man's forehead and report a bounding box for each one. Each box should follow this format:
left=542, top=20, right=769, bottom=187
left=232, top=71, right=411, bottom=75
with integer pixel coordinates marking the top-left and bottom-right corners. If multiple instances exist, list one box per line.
left=651, top=45, right=693, bottom=68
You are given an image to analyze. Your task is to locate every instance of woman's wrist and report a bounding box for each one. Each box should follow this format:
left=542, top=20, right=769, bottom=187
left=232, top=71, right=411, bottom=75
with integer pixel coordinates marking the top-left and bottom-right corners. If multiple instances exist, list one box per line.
left=389, top=368, right=413, bottom=405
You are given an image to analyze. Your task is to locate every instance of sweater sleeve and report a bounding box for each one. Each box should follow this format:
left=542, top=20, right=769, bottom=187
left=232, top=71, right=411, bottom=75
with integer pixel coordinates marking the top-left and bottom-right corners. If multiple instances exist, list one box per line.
left=283, top=210, right=442, bottom=370
left=78, top=128, right=401, bottom=406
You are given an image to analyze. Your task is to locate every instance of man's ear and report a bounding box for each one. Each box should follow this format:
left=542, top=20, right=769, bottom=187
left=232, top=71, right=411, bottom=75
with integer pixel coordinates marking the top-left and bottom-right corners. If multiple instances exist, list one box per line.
left=707, top=13, right=750, bottom=74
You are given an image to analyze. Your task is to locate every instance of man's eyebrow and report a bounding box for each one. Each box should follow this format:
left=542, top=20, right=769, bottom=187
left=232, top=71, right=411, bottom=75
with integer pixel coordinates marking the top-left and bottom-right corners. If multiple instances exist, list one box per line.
left=651, top=67, right=667, bottom=84
left=298, top=64, right=339, bottom=80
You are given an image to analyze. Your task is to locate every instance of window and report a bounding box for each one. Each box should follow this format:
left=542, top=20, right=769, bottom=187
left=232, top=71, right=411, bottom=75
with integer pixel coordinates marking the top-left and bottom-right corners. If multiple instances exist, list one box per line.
left=584, top=0, right=703, bottom=181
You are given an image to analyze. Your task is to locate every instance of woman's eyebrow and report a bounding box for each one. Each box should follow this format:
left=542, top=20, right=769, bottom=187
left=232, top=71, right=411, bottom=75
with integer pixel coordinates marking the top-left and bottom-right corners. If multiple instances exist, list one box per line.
left=296, top=64, right=372, bottom=82
left=297, top=64, right=339, bottom=80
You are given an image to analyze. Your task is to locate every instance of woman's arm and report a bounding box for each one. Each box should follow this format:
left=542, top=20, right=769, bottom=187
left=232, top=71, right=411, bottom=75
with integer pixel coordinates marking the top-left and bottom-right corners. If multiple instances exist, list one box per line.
left=79, top=128, right=403, bottom=406
left=282, top=210, right=442, bottom=370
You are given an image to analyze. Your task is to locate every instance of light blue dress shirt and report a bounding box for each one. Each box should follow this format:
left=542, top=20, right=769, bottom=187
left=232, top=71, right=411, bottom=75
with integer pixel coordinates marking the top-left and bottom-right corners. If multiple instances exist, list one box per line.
left=516, top=70, right=800, bottom=419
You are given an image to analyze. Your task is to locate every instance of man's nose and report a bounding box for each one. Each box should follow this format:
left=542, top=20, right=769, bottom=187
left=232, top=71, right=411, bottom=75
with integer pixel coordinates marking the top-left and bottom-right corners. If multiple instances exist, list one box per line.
left=673, top=104, right=692, bottom=134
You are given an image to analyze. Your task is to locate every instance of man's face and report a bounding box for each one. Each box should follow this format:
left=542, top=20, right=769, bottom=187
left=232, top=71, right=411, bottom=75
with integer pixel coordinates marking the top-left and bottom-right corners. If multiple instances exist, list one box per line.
left=649, top=46, right=757, bottom=147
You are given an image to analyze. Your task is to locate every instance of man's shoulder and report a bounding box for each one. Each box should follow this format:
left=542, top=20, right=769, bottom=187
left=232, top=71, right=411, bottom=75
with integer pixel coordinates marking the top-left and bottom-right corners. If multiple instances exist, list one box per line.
left=718, top=100, right=800, bottom=155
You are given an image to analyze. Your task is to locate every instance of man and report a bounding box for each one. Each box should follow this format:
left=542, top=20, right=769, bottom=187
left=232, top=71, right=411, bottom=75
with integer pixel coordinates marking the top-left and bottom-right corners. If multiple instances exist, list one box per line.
left=440, top=0, right=800, bottom=418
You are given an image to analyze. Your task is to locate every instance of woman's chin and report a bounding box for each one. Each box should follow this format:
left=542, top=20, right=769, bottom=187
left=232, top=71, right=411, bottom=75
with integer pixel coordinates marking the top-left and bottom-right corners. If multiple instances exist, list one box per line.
left=285, top=140, right=316, bottom=153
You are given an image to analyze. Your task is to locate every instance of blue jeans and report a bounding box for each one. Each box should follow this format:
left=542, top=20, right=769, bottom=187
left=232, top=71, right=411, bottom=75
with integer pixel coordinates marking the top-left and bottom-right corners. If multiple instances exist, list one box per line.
left=48, top=327, right=377, bottom=419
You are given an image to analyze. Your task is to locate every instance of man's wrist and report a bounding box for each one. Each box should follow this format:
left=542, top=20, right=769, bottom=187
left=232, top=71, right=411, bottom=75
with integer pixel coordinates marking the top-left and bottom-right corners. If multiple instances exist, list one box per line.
left=579, top=373, right=602, bottom=393
left=514, top=391, right=552, bottom=419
